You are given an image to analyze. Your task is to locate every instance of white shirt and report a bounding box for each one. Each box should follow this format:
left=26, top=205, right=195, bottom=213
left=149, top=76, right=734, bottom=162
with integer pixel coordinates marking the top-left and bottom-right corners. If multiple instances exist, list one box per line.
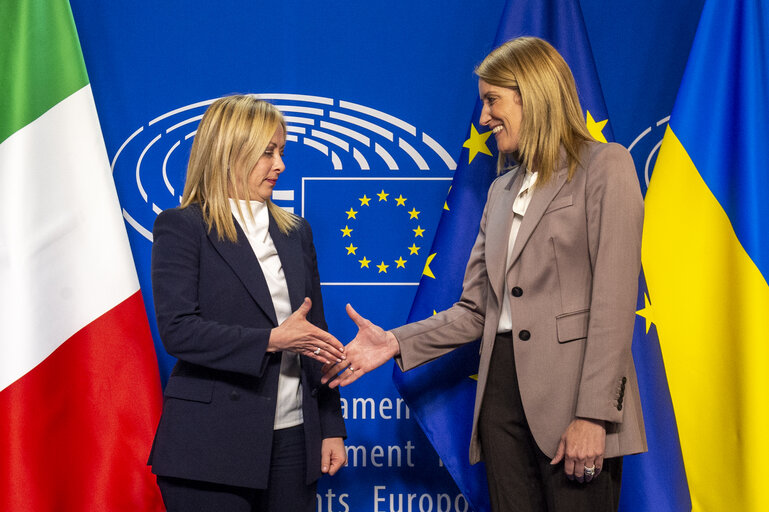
left=497, top=170, right=537, bottom=333
left=230, top=199, right=303, bottom=430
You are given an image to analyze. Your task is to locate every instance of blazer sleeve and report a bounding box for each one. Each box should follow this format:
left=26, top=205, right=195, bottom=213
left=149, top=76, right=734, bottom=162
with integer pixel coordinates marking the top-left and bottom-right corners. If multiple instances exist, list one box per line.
left=392, top=177, right=500, bottom=370
left=575, top=143, right=644, bottom=423
left=301, top=219, right=346, bottom=439
left=151, top=208, right=273, bottom=377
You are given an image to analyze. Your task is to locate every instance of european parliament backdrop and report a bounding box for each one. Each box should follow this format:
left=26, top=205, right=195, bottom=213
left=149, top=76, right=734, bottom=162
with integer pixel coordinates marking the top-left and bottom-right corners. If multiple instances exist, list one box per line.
left=69, top=1, right=705, bottom=510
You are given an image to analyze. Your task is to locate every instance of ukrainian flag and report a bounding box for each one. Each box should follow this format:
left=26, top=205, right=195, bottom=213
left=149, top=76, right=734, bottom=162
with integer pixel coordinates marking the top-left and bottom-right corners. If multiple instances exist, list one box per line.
left=643, top=0, right=769, bottom=509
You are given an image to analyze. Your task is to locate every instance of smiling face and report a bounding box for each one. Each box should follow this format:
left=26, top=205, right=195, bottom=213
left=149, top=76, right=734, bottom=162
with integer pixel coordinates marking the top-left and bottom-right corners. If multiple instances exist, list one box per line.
left=478, top=78, right=523, bottom=154
left=244, top=125, right=286, bottom=202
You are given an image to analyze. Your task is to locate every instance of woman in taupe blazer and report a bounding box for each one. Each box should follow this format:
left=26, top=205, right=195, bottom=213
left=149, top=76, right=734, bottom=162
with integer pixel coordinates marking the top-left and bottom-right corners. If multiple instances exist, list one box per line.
left=323, top=37, right=647, bottom=512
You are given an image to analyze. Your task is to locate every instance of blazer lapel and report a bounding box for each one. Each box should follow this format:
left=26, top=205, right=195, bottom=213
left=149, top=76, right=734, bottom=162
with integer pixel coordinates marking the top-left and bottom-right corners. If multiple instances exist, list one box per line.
left=486, top=168, right=523, bottom=302
left=269, top=215, right=305, bottom=313
left=507, top=166, right=569, bottom=270
left=208, top=219, right=278, bottom=326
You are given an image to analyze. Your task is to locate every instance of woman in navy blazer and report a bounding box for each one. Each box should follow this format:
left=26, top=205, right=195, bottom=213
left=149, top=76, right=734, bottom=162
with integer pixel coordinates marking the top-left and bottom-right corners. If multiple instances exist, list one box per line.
left=148, top=95, right=347, bottom=511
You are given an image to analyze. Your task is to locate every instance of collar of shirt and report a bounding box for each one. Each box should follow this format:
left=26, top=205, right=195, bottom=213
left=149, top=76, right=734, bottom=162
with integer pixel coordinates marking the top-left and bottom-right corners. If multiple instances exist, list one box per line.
left=512, top=170, right=538, bottom=216
left=229, top=198, right=269, bottom=243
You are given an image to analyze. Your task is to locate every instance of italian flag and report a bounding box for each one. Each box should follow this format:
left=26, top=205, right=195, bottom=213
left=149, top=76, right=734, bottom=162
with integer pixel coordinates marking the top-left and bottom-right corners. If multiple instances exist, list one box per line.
left=0, top=1, right=164, bottom=510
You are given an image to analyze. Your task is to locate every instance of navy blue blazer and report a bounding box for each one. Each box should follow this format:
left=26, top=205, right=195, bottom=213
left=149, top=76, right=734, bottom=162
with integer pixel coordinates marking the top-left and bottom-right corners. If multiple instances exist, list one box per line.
left=147, top=203, right=345, bottom=489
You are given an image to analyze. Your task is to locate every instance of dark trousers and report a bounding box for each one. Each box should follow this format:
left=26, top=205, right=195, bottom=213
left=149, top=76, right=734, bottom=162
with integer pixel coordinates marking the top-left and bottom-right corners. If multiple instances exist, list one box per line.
left=157, top=425, right=315, bottom=512
left=478, top=333, right=623, bottom=512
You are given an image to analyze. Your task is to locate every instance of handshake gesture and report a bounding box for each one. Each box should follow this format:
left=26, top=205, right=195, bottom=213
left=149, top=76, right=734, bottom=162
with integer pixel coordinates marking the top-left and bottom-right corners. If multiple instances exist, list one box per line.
left=321, top=304, right=400, bottom=388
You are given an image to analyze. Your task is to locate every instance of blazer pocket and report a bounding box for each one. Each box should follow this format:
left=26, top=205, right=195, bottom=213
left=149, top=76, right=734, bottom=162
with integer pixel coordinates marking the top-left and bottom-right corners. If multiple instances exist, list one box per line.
left=544, top=194, right=573, bottom=214
left=556, top=308, right=590, bottom=343
left=163, top=376, right=215, bottom=403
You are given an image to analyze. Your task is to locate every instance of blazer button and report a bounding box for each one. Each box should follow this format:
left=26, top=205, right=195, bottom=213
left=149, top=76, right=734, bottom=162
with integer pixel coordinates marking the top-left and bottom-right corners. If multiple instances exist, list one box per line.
left=518, top=330, right=531, bottom=341
left=311, top=387, right=319, bottom=397
left=511, top=286, right=523, bottom=297
left=230, top=390, right=240, bottom=401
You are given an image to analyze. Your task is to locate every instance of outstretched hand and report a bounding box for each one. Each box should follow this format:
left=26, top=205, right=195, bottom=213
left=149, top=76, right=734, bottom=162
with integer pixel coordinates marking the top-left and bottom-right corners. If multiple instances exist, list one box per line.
left=269, top=297, right=345, bottom=364
left=321, top=304, right=400, bottom=388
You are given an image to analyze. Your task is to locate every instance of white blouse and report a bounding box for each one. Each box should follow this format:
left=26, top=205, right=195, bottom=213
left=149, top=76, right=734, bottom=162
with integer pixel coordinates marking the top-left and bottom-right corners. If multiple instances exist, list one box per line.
left=230, top=199, right=303, bottom=430
left=497, top=170, right=538, bottom=333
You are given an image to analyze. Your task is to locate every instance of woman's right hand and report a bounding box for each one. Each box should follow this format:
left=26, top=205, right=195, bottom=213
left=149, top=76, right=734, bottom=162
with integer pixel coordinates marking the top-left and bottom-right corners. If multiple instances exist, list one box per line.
left=268, top=297, right=345, bottom=364
left=321, top=303, right=400, bottom=388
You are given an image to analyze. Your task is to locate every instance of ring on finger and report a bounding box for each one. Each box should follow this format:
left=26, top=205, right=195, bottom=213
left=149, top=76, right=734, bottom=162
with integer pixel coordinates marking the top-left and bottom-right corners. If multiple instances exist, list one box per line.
left=313, top=347, right=321, bottom=355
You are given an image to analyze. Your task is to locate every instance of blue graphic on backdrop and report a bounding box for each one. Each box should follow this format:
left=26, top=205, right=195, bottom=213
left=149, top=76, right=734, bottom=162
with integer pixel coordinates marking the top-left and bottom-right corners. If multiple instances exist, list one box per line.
left=304, top=178, right=449, bottom=284
left=111, top=94, right=457, bottom=242
left=108, top=91, right=467, bottom=509
left=627, top=116, right=670, bottom=194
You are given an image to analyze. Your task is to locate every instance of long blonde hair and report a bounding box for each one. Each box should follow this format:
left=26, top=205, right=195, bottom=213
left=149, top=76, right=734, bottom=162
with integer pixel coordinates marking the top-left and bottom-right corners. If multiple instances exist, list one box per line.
left=180, top=94, right=298, bottom=241
left=475, top=37, right=594, bottom=183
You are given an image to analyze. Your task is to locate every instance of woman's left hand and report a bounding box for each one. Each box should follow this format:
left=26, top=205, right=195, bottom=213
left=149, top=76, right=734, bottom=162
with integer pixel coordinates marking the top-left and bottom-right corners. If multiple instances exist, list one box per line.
left=321, top=437, right=347, bottom=476
left=550, top=418, right=606, bottom=483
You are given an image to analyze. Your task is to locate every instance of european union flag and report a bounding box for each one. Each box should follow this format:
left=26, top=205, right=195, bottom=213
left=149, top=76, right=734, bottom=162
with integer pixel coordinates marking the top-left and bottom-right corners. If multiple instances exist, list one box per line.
left=392, top=1, right=688, bottom=510
left=303, top=178, right=448, bottom=284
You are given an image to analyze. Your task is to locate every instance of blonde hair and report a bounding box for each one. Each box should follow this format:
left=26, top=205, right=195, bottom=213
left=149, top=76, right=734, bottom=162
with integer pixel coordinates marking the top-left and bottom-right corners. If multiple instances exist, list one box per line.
left=475, top=37, right=594, bottom=183
left=180, top=94, right=299, bottom=241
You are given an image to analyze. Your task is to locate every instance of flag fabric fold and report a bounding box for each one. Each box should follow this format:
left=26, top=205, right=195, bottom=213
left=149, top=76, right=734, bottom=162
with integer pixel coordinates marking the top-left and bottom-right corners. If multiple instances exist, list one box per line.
left=0, top=1, right=164, bottom=510
left=643, top=0, right=769, bottom=510
left=392, top=1, right=626, bottom=510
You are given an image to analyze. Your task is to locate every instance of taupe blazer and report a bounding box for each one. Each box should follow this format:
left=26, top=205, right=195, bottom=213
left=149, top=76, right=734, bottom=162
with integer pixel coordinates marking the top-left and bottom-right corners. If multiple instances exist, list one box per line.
left=393, top=141, right=647, bottom=464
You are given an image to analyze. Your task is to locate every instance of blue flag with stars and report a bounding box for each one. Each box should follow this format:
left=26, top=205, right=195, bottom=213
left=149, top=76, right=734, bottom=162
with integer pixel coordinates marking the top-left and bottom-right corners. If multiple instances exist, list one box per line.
left=304, top=178, right=447, bottom=284
left=392, top=1, right=688, bottom=510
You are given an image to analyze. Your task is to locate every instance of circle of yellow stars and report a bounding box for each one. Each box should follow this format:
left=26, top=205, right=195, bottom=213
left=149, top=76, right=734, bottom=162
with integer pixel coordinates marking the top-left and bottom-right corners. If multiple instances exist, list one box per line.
left=341, top=189, right=426, bottom=274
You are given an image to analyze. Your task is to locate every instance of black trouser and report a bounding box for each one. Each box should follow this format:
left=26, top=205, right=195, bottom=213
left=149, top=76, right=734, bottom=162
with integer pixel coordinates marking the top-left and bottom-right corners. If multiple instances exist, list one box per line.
left=157, top=425, right=315, bottom=512
left=478, top=332, right=622, bottom=512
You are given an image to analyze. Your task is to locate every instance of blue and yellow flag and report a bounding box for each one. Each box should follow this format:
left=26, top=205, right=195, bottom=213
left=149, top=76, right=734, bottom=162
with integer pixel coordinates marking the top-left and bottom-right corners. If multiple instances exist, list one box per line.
left=392, top=1, right=628, bottom=510
left=643, top=0, right=769, bottom=509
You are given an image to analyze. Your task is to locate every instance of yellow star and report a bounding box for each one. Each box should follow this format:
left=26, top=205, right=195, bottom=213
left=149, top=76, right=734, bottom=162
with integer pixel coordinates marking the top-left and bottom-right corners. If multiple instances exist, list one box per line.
left=408, top=208, right=420, bottom=219
left=345, top=243, right=357, bottom=255
left=359, top=256, right=371, bottom=268
left=462, top=124, right=493, bottom=163
left=359, top=195, right=371, bottom=206
left=394, top=257, right=407, bottom=268
left=395, top=195, right=407, bottom=206
left=469, top=374, right=479, bottom=381
left=377, top=190, right=389, bottom=201
left=413, top=226, right=425, bottom=237
left=408, top=243, right=420, bottom=255
left=341, top=225, right=353, bottom=237
left=346, top=208, right=358, bottom=219
left=636, top=292, right=656, bottom=334
left=422, top=253, right=436, bottom=278
left=377, top=261, right=389, bottom=273
left=444, top=185, right=452, bottom=211
left=586, top=111, right=608, bottom=143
